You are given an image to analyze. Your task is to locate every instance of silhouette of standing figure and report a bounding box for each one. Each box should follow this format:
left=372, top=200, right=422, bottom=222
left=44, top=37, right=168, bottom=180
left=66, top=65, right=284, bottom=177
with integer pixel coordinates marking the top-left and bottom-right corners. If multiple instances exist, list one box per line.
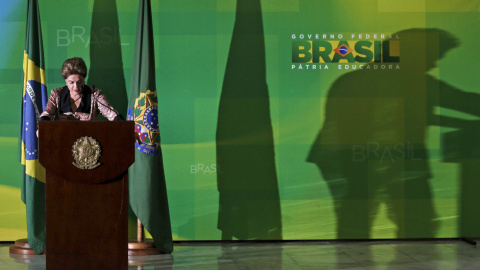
left=308, top=29, right=480, bottom=239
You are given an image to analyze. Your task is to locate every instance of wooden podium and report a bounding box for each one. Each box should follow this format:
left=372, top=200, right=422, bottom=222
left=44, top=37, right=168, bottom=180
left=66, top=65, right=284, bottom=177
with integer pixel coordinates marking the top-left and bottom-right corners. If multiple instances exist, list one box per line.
left=39, top=121, right=134, bottom=270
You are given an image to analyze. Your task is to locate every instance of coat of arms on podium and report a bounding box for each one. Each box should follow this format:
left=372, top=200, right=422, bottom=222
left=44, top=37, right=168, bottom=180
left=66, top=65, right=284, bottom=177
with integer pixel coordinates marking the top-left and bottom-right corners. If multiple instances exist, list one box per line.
left=72, top=136, right=102, bottom=170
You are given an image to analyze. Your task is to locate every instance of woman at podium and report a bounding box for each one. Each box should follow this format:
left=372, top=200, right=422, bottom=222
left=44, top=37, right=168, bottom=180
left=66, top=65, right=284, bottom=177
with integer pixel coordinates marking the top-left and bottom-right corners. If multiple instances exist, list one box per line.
left=38, top=57, right=122, bottom=121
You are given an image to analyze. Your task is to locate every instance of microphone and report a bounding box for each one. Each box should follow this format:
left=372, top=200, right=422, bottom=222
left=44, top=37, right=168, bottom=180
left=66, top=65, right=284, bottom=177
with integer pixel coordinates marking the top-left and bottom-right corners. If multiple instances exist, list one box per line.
left=90, top=85, right=123, bottom=120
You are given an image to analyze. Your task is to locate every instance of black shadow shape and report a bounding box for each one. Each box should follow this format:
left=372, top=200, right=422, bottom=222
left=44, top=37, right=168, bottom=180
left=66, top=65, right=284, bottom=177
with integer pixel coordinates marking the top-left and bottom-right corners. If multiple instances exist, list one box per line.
left=216, top=0, right=282, bottom=240
left=88, top=0, right=128, bottom=120
left=308, top=28, right=480, bottom=239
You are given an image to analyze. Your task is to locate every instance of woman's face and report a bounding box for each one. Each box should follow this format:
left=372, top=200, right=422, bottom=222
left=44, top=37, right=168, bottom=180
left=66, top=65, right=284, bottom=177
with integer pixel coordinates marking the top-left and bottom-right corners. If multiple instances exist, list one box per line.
left=65, top=74, right=85, bottom=96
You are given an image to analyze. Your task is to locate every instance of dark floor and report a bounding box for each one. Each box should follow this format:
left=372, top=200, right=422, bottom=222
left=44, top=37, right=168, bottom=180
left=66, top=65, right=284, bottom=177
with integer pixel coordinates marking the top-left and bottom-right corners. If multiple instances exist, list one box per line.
left=2, top=240, right=480, bottom=269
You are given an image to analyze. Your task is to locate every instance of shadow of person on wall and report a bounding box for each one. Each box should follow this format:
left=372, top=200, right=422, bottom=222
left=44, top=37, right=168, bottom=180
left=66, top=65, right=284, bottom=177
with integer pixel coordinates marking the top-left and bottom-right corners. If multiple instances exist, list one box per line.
left=216, top=0, right=282, bottom=240
left=88, top=0, right=128, bottom=120
left=308, top=28, right=480, bottom=240
left=442, top=118, right=480, bottom=238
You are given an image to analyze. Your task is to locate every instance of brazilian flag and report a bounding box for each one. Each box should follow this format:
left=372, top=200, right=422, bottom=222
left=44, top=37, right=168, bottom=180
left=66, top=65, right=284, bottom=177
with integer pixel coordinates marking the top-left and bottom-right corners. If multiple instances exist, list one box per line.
left=127, top=0, right=173, bottom=254
left=19, top=0, right=47, bottom=254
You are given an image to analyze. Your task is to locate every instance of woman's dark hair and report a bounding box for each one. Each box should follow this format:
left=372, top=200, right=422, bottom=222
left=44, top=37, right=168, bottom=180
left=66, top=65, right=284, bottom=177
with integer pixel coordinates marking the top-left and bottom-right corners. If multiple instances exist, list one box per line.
left=61, top=57, right=87, bottom=79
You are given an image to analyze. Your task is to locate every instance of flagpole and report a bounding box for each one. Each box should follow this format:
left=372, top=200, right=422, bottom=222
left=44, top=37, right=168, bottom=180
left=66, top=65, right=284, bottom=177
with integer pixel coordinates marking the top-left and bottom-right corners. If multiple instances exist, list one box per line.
left=137, top=219, right=144, bottom=242
left=127, top=220, right=163, bottom=256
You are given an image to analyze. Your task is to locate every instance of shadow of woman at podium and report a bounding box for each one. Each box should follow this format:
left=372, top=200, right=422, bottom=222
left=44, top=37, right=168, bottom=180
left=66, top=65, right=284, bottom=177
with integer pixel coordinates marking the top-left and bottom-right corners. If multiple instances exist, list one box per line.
left=308, top=28, right=480, bottom=240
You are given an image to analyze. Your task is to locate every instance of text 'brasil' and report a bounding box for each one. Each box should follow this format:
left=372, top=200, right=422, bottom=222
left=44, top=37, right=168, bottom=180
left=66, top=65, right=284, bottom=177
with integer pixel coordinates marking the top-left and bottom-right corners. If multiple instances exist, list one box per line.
left=292, top=38, right=400, bottom=64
